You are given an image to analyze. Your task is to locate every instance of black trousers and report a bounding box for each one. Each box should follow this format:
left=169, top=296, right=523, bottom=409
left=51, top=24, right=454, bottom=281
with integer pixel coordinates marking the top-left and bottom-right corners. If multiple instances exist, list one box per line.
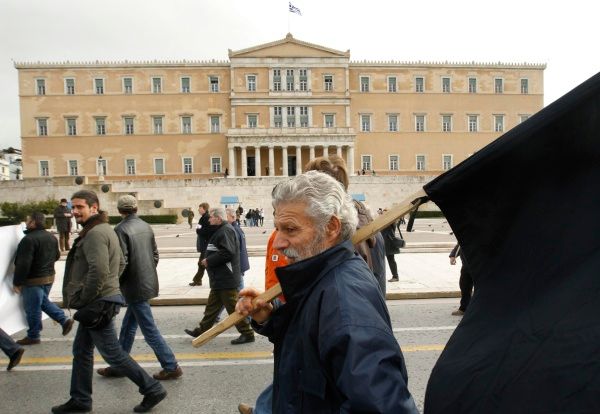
left=386, top=254, right=398, bottom=278
left=192, top=250, right=207, bottom=284
left=458, top=265, right=474, bottom=311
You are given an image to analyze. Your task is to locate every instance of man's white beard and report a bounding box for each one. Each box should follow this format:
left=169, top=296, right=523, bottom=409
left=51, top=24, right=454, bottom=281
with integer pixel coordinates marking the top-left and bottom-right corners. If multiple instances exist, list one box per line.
left=282, top=230, right=327, bottom=262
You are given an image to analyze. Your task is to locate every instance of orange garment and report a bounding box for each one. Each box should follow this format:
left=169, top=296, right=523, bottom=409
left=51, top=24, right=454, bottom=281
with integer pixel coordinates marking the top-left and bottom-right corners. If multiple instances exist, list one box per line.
left=265, top=230, right=288, bottom=302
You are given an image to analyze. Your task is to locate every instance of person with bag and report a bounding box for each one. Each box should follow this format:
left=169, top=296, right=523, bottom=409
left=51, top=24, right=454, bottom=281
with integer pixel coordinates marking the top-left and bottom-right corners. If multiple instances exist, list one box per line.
left=52, top=190, right=167, bottom=414
left=382, top=214, right=405, bottom=282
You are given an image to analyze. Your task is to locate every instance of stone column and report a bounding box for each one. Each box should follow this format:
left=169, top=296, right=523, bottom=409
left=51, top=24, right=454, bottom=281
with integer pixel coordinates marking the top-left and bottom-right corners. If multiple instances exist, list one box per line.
left=309, top=145, right=315, bottom=161
left=228, top=146, right=236, bottom=178
left=282, top=146, right=289, bottom=176
left=255, top=146, right=261, bottom=177
left=348, top=145, right=355, bottom=175
left=296, top=146, right=302, bottom=175
left=268, top=145, right=275, bottom=176
left=336, top=145, right=342, bottom=157
left=241, top=146, right=248, bottom=177
left=323, top=145, right=329, bottom=157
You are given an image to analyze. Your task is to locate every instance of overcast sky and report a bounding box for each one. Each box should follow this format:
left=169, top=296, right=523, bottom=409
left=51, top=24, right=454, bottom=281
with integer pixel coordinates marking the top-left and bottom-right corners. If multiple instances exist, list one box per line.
left=1, top=0, right=598, bottom=150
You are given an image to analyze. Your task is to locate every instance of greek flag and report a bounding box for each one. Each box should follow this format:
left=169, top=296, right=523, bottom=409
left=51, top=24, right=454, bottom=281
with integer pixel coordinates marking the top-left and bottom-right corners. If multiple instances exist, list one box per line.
left=289, top=2, right=302, bottom=15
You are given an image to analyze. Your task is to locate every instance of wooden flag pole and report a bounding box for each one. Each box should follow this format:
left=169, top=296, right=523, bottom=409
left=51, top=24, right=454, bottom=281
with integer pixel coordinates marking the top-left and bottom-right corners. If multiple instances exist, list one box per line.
left=192, top=188, right=429, bottom=347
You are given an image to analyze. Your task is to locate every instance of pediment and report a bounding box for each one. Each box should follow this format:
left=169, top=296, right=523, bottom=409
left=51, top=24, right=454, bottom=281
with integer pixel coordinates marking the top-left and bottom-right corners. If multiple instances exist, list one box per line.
left=229, top=34, right=349, bottom=59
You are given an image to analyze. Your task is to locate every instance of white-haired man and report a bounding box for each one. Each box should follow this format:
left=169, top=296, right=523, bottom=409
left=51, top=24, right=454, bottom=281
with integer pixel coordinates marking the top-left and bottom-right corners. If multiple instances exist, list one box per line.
left=184, top=207, right=255, bottom=345
left=236, top=171, right=418, bottom=413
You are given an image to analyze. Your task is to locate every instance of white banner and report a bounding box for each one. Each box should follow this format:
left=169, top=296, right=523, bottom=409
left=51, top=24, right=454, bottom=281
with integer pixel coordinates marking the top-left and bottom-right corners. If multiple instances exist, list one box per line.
left=0, top=224, right=27, bottom=334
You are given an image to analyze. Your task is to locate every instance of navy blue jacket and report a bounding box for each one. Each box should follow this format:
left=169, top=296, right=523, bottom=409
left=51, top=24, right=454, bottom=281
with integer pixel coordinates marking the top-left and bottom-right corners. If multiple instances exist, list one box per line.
left=257, top=240, right=418, bottom=413
left=231, top=221, right=250, bottom=274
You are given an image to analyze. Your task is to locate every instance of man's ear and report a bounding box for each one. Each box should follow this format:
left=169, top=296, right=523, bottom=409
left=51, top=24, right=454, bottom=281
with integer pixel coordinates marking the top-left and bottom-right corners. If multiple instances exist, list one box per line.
left=326, top=216, right=342, bottom=243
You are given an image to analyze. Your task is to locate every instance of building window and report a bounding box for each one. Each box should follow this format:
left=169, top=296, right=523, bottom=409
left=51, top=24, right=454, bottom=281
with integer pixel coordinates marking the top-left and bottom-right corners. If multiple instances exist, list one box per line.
left=494, top=115, right=504, bottom=132
left=68, top=160, right=78, bottom=176
left=152, top=77, right=162, bottom=93
left=152, top=116, right=163, bottom=134
left=66, top=118, right=77, bottom=136
left=495, top=78, right=504, bottom=94
left=299, top=106, right=309, bottom=127
left=388, top=114, right=398, bottom=132
left=95, top=78, right=104, bottom=94
left=361, top=155, right=372, bottom=171
left=468, top=77, right=477, bottom=93
left=286, top=69, right=294, bottom=91
left=521, top=78, right=529, bottom=94
left=415, top=115, right=425, bottom=132
left=180, top=77, right=191, bottom=93
left=324, top=75, right=333, bottom=91
left=442, top=77, right=451, bottom=93
left=247, top=114, right=258, bottom=128
left=388, top=76, right=397, bottom=92
left=154, top=158, right=165, bottom=174
left=415, top=77, right=424, bottom=93
left=286, top=107, right=296, bottom=127
left=124, top=117, right=135, bottom=135
left=209, top=76, right=219, bottom=92
left=181, top=116, right=192, bottom=134
left=183, top=157, right=193, bottom=174
left=247, top=75, right=257, bottom=92
left=39, top=160, right=49, bottom=176
left=37, top=118, right=48, bottom=136
left=468, top=115, right=478, bottom=132
left=442, top=115, right=452, bottom=132
left=273, top=106, right=283, bottom=127
left=123, top=77, right=133, bottom=94
left=389, top=155, right=399, bottom=171
left=360, top=76, right=370, bottom=92
left=211, top=157, right=222, bottom=173
left=126, top=159, right=136, bottom=175
left=443, top=155, right=453, bottom=171
left=520, top=114, right=530, bottom=123
left=65, top=78, right=75, bottom=95
left=416, top=155, right=426, bottom=171
left=273, top=68, right=281, bottom=91
left=361, top=114, right=371, bottom=132
left=324, top=114, right=335, bottom=128
left=299, top=69, right=308, bottom=91
left=210, top=115, right=220, bottom=133
left=36, top=79, right=46, bottom=95
left=97, top=158, right=107, bottom=176
left=95, top=117, right=106, bottom=135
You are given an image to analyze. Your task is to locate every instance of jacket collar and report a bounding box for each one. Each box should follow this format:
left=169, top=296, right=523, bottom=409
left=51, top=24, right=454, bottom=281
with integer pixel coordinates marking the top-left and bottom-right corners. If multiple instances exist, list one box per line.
left=78, top=211, right=108, bottom=239
left=275, top=240, right=355, bottom=304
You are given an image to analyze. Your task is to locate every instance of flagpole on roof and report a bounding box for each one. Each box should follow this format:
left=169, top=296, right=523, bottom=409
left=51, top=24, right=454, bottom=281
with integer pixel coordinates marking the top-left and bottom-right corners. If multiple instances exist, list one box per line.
left=287, top=1, right=290, bottom=33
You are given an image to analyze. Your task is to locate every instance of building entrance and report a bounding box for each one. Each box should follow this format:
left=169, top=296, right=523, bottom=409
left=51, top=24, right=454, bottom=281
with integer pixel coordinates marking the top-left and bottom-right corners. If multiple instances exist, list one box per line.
left=288, top=156, right=297, bottom=176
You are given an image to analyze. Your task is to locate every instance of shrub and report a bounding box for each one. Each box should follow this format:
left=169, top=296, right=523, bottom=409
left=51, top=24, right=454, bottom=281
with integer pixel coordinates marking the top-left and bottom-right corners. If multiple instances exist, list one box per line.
left=109, top=215, right=177, bottom=225
left=0, top=199, right=60, bottom=225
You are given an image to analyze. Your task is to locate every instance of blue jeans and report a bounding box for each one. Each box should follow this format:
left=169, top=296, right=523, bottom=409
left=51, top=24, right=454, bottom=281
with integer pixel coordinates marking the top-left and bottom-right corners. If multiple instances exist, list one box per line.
left=118, top=301, right=178, bottom=372
left=70, top=319, right=164, bottom=406
left=255, top=382, right=273, bottom=414
left=0, top=327, right=21, bottom=358
left=22, top=284, right=68, bottom=340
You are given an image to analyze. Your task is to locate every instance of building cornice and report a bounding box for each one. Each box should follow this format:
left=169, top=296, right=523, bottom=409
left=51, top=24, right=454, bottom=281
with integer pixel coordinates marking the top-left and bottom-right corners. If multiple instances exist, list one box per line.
left=14, top=60, right=230, bottom=69
left=349, top=60, right=546, bottom=69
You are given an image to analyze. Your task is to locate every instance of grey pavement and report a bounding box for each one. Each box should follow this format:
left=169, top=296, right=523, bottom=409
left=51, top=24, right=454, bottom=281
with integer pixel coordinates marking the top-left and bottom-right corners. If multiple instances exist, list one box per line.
left=49, top=218, right=462, bottom=304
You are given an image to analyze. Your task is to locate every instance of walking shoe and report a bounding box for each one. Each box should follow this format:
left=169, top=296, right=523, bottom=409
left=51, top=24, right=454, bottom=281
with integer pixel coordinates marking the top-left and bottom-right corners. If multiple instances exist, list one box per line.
left=153, top=366, right=183, bottom=380
left=188, top=282, right=200, bottom=286
left=388, top=277, right=399, bottom=282
left=184, top=327, right=202, bottom=337
left=451, top=309, right=465, bottom=316
left=134, top=389, right=167, bottom=412
left=97, top=367, right=125, bottom=378
left=16, top=337, right=40, bottom=345
left=51, top=399, right=92, bottom=413
left=7, top=348, right=24, bottom=371
left=62, top=318, right=74, bottom=336
left=231, top=334, right=255, bottom=345
left=238, top=403, right=254, bottom=414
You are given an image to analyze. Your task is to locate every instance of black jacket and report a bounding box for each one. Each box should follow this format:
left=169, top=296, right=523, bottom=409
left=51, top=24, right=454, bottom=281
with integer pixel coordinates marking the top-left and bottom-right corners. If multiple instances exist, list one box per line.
left=205, top=222, right=240, bottom=290
left=114, top=214, right=159, bottom=302
left=382, top=223, right=402, bottom=255
left=14, top=227, right=60, bottom=286
left=53, top=205, right=72, bottom=233
left=196, top=212, right=218, bottom=253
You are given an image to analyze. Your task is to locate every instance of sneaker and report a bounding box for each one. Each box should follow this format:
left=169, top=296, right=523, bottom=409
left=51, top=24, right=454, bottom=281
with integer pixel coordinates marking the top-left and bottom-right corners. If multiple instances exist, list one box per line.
left=62, top=319, right=74, bottom=336
left=388, top=277, right=399, bottom=282
left=134, top=389, right=167, bottom=413
left=153, top=366, right=183, bottom=380
left=51, top=399, right=92, bottom=413
left=231, top=334, right=255, bottom=345
left=7, top=348, right=24, bottom=371
left=97, top=367, right=125, bottom=378
left=451, top=309, right=465, bottom=316
left=16, top=337, right=40, bottom=345
left=238, top=403, right=254, bottom=414
left=184, top=327, right=202, bottom=337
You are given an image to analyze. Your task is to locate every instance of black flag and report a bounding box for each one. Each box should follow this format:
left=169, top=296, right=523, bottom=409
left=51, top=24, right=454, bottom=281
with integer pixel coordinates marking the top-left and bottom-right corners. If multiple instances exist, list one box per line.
left=423, top=72, right=600, bottom=413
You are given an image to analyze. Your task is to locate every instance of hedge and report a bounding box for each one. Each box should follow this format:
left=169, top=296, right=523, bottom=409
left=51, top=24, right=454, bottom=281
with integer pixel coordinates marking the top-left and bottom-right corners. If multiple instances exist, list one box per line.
left=109, top=215, right=178, bottom=225
left=0, top=199, right=60, bottom=225
left=414, top=210, right=446, bottom=218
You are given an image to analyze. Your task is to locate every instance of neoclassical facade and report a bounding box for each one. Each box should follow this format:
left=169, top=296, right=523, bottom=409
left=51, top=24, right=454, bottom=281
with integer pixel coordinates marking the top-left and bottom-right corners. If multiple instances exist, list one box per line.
left=16, top=34, right=545, bottom=180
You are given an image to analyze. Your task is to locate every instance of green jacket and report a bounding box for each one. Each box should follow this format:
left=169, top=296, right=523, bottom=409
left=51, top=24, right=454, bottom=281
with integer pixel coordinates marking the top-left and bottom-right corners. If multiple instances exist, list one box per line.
left=62, top=213, right=125, bottom=309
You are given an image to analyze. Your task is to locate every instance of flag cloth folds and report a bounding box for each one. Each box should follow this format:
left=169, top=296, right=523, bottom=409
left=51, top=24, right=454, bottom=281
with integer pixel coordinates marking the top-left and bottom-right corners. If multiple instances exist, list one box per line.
left=289, top=2, right=302, bottom=15
left=423, top=72, right=600, bottom=413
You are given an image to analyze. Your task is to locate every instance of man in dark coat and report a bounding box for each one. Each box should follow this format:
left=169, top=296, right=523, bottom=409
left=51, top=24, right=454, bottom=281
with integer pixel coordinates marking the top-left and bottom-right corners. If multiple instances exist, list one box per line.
left=449, top=243, right=472, bottom=316
left=13, top=211, right=73, bottom=345
left=184, top=207, right=254, bottom=345
left=96, top=195, right=182, bottom=381
left=189, top=202, right=217, bottom=286
left=53, top=198, right=72, bottom=252
left=236, top=171, right=418, bottom=413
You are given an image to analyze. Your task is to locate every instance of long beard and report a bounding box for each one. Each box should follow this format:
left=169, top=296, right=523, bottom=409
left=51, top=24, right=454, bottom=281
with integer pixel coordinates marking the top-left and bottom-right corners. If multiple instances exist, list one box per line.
left=282, top=230, right=327, bottom=263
